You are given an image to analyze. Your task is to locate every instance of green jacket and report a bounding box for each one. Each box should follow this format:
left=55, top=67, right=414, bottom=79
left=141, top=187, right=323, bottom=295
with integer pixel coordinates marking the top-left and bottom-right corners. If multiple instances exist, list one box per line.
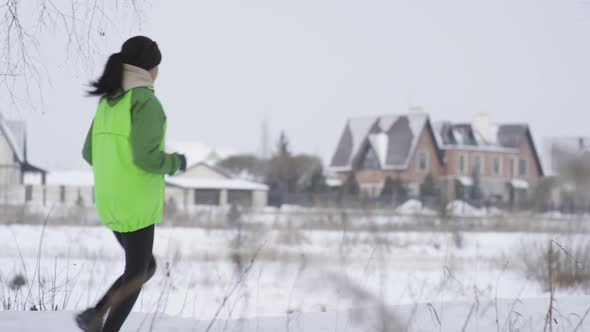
left=82, top=65, right=181, bottom=232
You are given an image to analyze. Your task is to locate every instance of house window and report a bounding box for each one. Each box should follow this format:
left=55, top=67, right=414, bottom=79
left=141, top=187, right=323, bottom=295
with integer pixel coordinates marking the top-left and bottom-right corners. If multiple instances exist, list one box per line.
left=519, top=158, right=527, bottom=177
left=361, top=147, right=380, bottom=170
left=473, top=154, right=483, bottom=175
left=509, top=157, right=516, bottom=177
left=59, top=186, right=66, bottom=203
left=417, top=151, right=429, bottom=172
left=25, top=185, right=33, bottom=202
left=227, top=190, right=253, bottom=206
left=492, top=156, right=502, bottom=176
left=194, top=189, right=220, bottom=205
left=458, top=154, right=467, bottom=175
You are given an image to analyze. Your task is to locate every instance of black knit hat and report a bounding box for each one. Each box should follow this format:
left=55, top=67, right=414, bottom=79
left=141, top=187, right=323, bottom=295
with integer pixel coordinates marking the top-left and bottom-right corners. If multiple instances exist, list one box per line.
left=120, top=36, right=162, bottom=70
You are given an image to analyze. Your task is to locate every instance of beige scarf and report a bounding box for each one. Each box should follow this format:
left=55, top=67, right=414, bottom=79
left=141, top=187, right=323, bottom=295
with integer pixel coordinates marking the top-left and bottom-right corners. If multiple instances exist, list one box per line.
left=121, top=64, right=154, bottom=92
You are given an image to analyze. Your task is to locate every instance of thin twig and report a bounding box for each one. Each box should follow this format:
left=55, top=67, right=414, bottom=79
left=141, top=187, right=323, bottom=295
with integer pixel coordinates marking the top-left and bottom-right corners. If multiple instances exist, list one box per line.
left=204, top=244, right=265, bottom=332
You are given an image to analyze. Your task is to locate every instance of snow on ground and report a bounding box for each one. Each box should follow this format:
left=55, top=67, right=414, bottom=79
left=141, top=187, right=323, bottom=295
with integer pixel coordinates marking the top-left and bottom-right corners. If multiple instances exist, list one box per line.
left=2, top=296, right=590, bottom=331
left=394, top=199, right=436, bottom=216
left=446, top=200, right=486, bottom=217
left=444, top=201, right=505, bottom=218
left=0, top=223, right=588, bottom=331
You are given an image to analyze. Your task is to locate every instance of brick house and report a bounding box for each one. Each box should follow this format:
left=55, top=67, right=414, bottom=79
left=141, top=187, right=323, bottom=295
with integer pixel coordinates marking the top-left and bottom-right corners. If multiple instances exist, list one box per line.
left=433, top=114, right=544, bottom=205
left=330, top=112, right=544, bottom=205
left=330, top=112, right=444, bottom=196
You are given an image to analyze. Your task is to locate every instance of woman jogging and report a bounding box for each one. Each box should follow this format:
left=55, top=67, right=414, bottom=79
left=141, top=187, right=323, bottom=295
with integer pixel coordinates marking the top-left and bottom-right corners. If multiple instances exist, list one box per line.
left=76, top=36, right=186, bottom=332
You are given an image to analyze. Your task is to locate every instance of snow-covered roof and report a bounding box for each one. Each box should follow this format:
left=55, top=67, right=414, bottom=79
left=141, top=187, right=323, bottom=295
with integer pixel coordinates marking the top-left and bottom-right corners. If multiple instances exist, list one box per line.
left=0, top=113, right=25, bottom=163
left=347, top=116, right=377, bottom=166
left=167, top=161, right=268, bottom=191
left=367, top=132, right=388, bottom=168
left=24, top=170, right=94, bottom=186
left=377, top=115, right=400, bottom=132
left=23, top=167, right=269, bottom=191
left=330, top=113, right=430, bottom=171
left=166, top=140, right=235, bottom=168
left=433, top=121, right=529, bottom=152
left=431, top=121, right=445, bottom=148
left=166, top=177, right=268, bottom=191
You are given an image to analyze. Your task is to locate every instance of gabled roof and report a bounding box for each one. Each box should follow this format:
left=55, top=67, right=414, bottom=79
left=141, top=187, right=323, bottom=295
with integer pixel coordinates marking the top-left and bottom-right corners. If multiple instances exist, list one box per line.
left=166, top=140, right=234, bottom=169
left=433, top=121, right=530, bottom=151
left=167, top=162, right=268, bottom=191
left=166, top=177, right=268, bottom=191
left=433, top=121, right=544, bottom=176
left=24, top=170, right=93, bottom=186
left=0, top=113, right=47, bottom=175
left=330, top=113, right=433, bottom=171
left=0, top=113, right=25, bottom=163
left=184, top=161, right=233, bottom=179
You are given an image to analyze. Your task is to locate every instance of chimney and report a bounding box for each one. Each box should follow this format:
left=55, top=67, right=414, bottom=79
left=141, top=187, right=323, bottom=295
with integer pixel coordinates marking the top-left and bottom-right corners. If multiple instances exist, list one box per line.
left=473, top=112, right=492, bottom=143
left=409, top=105, right=424, bottom=113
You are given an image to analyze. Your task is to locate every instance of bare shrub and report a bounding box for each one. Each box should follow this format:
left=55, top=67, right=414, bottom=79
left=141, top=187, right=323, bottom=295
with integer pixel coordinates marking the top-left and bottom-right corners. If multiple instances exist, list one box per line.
left=275, top=219, right=308, bottom=246
left=324, top=273, right=404, bottom=331
left=163, top=197, right=178, bottom=221
left=9, top=273, right=26, bottom=291
left=519, top=239, right=590, bottom=290
left=452, top=230, right=464, bottom=249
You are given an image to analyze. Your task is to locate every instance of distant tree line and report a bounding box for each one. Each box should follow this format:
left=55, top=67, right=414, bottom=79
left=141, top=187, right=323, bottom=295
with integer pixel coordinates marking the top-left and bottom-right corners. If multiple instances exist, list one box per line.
left=217, top=131, right=448, bottom=207
left=216, top=131, right=328, bottom=200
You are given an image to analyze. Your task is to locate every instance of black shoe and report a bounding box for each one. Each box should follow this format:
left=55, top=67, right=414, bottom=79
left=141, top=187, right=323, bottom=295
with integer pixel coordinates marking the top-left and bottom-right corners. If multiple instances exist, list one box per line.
left=75, top=308, right=103, bottom=332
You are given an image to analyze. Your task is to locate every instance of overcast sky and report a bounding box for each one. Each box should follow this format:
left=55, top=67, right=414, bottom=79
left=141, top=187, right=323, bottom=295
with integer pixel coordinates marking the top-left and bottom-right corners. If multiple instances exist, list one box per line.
left=3, top=0, right=590, bottom=170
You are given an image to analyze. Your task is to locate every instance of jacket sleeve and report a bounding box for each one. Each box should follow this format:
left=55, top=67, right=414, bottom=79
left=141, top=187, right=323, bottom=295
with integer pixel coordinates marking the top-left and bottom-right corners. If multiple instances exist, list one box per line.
left=82, top=121, right=93, bottom=166
left=130, top=96, right=181, bottom=175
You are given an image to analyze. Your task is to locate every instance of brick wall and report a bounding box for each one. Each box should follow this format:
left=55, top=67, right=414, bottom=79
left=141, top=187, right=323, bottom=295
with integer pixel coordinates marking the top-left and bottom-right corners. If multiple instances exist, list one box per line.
left=517, top=136, right=543, bottom=188
left=338, top=125, right=444, bottom=197
left=337, top=126, right=543, bottom=201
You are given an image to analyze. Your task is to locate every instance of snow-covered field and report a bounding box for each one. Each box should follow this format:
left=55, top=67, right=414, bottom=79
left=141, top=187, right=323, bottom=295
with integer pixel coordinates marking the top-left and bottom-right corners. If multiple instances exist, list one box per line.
left=3, top=296, right=590, bottom=331
left=0, top=222, right=589, bottom=331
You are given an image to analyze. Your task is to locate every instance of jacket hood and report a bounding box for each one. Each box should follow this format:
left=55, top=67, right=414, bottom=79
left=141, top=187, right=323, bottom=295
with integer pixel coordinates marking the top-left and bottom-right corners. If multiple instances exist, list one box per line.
left=121, top=64, right=154, bottom=92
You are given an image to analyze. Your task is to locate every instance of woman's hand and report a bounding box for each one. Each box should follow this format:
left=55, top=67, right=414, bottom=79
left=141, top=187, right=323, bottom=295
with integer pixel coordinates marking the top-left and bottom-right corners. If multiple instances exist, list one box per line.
left=178, top=154, right=187, bottom=172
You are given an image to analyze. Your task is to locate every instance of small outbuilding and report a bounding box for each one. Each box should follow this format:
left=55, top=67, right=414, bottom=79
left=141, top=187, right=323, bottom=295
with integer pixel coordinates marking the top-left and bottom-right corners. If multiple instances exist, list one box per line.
left=165, top=162, right=268, bottom=208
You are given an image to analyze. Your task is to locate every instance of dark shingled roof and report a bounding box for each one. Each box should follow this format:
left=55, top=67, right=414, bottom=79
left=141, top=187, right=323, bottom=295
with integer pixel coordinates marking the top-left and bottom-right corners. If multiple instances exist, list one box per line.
left=0, top=113, right=25, bottom=163
left=432, top=121, right=543, bottom=176
left=497, top=125, right=528, bottom=148
left=0, top=113, right=47, bottom=176
left=330, top=113, right=435, bottom=171
left=433, top=121, right=530, bottom=150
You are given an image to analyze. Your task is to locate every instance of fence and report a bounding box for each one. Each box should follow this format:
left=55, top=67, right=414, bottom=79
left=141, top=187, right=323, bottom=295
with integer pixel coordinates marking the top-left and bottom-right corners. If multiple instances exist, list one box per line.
left=277, top=191, right=590, bottom=215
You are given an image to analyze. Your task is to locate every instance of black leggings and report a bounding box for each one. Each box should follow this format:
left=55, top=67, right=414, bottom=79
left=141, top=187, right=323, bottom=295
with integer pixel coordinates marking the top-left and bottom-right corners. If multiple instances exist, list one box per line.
left=95, top=224, right=156, bottom=332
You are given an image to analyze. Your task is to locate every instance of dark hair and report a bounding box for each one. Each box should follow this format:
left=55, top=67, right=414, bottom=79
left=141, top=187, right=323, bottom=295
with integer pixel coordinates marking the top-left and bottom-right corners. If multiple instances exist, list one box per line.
left=87, top=53, right=124, bottom=97
left=87, top=36, right=162, bottom=97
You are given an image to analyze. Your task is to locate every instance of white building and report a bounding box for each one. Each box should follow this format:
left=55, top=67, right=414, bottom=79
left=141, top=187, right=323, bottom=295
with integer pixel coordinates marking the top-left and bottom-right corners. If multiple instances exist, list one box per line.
left=166, top=162, right=268, bottom=208
left=19, top=140, right=268, bottom=208
left=0, top=113, right=46, bottom=203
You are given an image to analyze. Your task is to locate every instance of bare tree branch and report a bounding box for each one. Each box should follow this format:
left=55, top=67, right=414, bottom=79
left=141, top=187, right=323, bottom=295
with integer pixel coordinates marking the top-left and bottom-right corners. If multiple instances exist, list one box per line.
left=0, top=0, right=145, bottom=111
